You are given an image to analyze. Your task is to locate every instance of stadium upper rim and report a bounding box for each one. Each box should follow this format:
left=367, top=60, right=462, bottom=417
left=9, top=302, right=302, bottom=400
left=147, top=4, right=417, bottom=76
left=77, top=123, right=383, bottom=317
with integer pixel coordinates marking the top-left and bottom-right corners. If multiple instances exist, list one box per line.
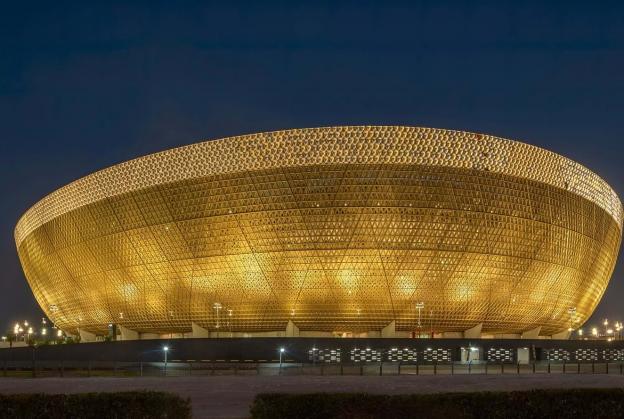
left=15, top=126, right=623, bottom=246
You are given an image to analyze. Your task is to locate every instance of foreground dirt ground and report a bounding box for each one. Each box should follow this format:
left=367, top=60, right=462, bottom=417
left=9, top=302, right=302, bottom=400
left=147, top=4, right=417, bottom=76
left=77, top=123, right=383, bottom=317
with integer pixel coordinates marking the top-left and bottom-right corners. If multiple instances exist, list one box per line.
left=1, top=374, right=623, bottom=418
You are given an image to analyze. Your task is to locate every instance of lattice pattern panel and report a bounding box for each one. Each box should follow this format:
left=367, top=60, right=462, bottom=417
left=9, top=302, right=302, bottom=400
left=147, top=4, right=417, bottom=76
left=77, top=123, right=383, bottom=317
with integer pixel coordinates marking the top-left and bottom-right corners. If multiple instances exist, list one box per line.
left=601, top=349, right=623, bottom=361
left=308, top=348, right=341, bottom=364
left=574, top=349, right=598, bottom=361
left=16, top=126, right=622, bottom=243
left=487, top=348, right=515, bottom=362
left=15, top=126, right=623, bottom=335
left=350, top=348, right=382, bottom=363
left=423, top=348, right=452, bottom=363
left=546, top=349, right=571, bottom=361
left=386, top=348, right=418, bottom=362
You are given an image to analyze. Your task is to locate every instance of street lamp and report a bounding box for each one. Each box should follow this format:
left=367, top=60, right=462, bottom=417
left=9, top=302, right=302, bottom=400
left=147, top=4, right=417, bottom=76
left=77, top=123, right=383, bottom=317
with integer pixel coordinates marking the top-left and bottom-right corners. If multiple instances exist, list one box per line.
left=213, top=303, right=222, bottom=329
left=592, top=327, right=598, bottom=338
left=163, top=346, right=169, bottom=375
left=279, top=347, right=285, bottom=374
left=567, top=307, right=576, bottom=333
left=415, top=302, right=424, bottom=329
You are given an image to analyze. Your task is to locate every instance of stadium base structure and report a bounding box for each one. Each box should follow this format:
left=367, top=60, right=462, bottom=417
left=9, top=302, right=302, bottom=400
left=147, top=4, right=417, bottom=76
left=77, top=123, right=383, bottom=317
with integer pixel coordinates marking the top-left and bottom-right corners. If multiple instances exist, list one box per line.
left=84, top=322, right=578, bottom=342
left=1, top=337, right=623, bottom=365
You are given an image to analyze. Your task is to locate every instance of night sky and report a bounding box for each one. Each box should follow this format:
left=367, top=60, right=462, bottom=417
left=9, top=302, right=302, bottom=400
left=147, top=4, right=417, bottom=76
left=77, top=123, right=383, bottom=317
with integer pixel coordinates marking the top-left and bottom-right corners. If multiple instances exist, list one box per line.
left=1, top=2, right=622, bottom=333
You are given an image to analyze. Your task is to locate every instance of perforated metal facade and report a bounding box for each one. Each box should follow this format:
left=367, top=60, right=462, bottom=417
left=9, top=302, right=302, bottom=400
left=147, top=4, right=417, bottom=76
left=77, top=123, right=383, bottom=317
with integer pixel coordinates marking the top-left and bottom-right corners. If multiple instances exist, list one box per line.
left=15, top=126, right=622, bottom=336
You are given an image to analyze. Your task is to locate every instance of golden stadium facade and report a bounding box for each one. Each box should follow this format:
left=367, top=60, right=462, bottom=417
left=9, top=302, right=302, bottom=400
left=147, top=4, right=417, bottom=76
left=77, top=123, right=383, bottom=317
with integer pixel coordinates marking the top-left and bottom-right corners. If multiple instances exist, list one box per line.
left=15, top=126, right=622, bottom=338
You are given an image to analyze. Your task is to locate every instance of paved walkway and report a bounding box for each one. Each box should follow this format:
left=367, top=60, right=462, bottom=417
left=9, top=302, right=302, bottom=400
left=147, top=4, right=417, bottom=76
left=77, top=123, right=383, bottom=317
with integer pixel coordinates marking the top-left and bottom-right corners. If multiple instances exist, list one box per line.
left=1, top=374, right=623, bottom=418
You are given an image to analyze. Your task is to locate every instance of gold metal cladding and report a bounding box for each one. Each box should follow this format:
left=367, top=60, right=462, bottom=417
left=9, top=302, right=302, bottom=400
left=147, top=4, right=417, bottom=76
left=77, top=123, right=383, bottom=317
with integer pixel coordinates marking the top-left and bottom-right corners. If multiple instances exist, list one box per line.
left=15, top=126, right=623, bottom=244
left=15, top=126, right=623, bottom=336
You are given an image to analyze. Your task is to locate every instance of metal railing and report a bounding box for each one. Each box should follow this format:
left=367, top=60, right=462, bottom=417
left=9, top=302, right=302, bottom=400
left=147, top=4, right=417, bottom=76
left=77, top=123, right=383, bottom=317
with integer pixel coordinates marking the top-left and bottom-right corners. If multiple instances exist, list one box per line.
left=1, top=360, right=623, bottom=378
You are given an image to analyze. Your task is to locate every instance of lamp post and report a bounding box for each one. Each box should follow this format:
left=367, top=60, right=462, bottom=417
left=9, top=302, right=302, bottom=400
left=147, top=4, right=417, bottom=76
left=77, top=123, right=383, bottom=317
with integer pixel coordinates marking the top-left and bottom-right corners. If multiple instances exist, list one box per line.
left=415, top=302, right=424, bottom=331
left=163, top=346, right=169, bottom=376
left=279, top=347, right=285, bottom=374
left=213, top=303, right=222, bottom=330
left=429, top=310, right=434, bottom=338
left=567, top=307, right=576, bottom=335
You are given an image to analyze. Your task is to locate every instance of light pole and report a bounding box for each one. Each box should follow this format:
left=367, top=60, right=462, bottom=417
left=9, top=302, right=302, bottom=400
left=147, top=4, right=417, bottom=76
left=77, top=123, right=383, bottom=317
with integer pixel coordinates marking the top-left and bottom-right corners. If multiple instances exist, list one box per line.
left=163, top=346, right=169, bottom=376
left=592, top=327, right=598, bottom=338
left=415, top=302, right=424, bottom=333
left=213, top=302, right=222, bottom=330
left=429, top=310, right=434, bottom=338
left=279, top=347, right=285, bottom=374
left=567, top=307, right=576, bottom=334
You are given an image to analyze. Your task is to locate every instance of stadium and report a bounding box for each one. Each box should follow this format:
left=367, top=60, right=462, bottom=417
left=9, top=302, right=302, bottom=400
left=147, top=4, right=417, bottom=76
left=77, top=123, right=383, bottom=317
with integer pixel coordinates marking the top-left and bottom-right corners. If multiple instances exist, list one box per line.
left=14, top=126, right=622, bottom=341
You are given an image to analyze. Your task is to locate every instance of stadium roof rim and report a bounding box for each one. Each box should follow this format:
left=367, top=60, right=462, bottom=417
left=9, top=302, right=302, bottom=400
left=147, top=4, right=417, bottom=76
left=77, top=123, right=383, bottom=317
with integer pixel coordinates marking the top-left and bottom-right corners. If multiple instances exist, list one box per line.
left=15, top=126, right=623, bottom=246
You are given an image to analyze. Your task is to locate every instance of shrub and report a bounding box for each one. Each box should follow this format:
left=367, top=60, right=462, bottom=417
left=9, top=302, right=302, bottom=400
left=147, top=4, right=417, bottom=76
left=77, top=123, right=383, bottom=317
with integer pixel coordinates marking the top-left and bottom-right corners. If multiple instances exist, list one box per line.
left=251, top=388, right=624, bottom=419
left=0, top=391, right=191, bottom=418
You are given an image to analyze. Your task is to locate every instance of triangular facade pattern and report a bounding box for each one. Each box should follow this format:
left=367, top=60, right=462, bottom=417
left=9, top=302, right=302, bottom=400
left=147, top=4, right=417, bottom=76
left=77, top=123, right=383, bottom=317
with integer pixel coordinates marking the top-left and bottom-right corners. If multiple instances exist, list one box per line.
left=15, top=126, right=622, bottom=336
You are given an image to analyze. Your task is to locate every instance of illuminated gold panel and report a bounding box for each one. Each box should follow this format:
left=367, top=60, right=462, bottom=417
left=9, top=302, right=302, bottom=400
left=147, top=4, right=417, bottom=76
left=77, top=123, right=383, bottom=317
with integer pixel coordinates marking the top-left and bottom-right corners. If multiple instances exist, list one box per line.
left=15, top=127, right=622, bottom=335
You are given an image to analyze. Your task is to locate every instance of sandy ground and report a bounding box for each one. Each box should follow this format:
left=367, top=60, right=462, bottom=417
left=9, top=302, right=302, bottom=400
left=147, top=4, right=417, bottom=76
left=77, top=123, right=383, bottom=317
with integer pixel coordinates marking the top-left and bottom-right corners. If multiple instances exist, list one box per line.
left=1, top=374, right=623, bottom=418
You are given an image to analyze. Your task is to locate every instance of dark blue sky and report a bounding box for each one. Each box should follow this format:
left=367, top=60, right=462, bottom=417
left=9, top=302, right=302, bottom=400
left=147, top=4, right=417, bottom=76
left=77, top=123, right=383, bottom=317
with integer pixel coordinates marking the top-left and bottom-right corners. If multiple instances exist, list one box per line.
left=1, top=1, right=622, bottom=331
